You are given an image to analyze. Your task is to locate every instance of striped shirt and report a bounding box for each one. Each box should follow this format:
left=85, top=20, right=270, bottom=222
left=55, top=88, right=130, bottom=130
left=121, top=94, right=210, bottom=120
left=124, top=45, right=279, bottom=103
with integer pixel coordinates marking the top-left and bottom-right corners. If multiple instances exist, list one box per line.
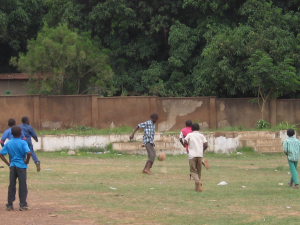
left=283, top=137, right=300, bottom=162
left=138, top=120, right=155, bottom=146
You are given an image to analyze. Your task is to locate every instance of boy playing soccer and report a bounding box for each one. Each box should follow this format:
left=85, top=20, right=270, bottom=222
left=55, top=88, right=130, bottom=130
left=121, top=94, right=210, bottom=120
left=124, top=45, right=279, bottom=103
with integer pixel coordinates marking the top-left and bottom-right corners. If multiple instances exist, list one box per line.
left=0, top=126, right=31, bottom=211
left=179, top=120, right=209, bottom=180
left=1, top=119, right=26, bottom=147
left=184, top=123, right=208, bottom=192
left=130, top=113, right=158, bottom=175
left=283, top=129, right=300, bottom=189
left=19, top=117, right=40, bottom=172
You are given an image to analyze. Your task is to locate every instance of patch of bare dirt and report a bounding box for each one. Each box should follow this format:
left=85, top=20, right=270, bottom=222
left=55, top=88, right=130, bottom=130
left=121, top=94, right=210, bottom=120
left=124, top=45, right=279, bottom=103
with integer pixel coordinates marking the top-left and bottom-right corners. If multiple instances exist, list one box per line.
left=0, top=188, right=95, bottom=225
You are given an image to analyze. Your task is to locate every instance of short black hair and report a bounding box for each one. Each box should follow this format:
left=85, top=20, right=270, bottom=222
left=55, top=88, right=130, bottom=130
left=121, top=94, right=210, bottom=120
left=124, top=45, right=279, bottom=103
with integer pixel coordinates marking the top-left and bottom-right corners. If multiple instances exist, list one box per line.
left=11, top=125, right=21, bottom=138
left=150, top=113, right=158, bottom=119
left=8, top=119, right=16, bottom=127
left=186, top=120, right=192, bottom=127
left=21, top=116, right=29, bottom=123
left=287, top=129, right=295, bottom=137
left=191, top=123, right=200, bottom=131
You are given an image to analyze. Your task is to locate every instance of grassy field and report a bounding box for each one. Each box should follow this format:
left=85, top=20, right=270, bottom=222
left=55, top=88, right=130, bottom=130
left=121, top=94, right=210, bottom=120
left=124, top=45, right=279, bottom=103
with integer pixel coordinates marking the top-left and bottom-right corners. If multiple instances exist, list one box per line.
left=0, top=149, right=299, bottom=224
left=34, top=122, right=297, bottom=136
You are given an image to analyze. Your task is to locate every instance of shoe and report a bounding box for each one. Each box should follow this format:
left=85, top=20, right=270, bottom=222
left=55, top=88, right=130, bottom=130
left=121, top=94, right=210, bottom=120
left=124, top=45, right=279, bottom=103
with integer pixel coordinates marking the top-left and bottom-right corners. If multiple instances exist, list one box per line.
left=202, top=159, right=209, bottom=170
left=195, top=182, right=199, bottom=191
left=293, top=185, right=299, bottom=189
left=198, top=181, right=203, bottom=192
left=36, top=161, right=41, bottom=172
left=6, top=205, right=13, bottom=211
left=19, top=205, right=30, bottom=211
left=288, top=182, right=293, bottom=187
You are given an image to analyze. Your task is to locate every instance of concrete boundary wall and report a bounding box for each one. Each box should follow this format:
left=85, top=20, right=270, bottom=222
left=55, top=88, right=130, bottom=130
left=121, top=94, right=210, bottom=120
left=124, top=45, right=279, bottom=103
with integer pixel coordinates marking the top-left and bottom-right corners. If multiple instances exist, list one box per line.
left=26, top=131, right=289, bottom=154
left=30, top=134, right=239, bottom=153
left=0, top=95, right=300, bottom=132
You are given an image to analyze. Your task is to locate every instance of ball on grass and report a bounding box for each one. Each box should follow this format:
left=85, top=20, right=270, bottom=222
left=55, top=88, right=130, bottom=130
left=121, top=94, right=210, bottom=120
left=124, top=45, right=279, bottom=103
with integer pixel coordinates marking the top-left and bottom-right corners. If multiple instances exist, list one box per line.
left=157, top=152, right=166, bottom=161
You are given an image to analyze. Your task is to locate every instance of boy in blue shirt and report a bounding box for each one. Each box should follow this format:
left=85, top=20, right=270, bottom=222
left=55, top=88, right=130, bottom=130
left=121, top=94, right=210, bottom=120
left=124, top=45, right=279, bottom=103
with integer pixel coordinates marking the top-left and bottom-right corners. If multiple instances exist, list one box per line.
left=1, top=119, right=26, bottom=146
left=283, top=129, right=300, bottom=189
left=19, top=117, right=40, bottom=172
left=0, top=126, right=31, bottom=211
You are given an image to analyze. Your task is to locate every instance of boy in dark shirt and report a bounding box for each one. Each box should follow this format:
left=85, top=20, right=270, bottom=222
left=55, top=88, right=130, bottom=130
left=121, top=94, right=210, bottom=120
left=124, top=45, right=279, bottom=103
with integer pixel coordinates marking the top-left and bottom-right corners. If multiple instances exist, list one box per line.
left=0, top=126, right=31, bottom=211
left=19, top=117, right=40, bottom=172
left=1, top=119, right=26, bottom=146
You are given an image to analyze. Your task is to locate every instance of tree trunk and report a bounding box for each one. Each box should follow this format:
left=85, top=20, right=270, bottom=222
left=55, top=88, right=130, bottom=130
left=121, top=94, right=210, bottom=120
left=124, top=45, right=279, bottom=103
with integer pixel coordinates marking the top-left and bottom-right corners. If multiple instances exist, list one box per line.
left=261, top=99, right=265, bottom=120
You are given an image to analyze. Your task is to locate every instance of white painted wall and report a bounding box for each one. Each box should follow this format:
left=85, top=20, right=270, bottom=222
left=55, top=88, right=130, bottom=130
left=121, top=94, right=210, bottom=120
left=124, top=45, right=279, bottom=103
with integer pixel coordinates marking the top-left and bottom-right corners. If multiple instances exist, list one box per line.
left=8, top=130, right=288, bottom=154
left=28, top=133, right=241, bottom=153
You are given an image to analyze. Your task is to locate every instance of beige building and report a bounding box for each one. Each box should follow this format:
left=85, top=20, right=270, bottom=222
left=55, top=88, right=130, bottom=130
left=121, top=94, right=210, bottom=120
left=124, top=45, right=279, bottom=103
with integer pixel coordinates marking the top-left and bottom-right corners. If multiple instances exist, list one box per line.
left=0, top=73, right=29, bottom=95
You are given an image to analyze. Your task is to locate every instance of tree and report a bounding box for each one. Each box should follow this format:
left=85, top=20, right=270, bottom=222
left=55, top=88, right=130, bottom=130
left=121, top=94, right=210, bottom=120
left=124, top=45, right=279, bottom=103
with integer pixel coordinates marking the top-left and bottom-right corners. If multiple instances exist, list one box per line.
left=11, top=24, right=114, bottom=95
left=3, top=0, right=300, bottom=99
left=193, top=0, right=300, bottom=102
left=247, top=50, right=300, bottom=119
left=0, top=0, right=48, bottom=72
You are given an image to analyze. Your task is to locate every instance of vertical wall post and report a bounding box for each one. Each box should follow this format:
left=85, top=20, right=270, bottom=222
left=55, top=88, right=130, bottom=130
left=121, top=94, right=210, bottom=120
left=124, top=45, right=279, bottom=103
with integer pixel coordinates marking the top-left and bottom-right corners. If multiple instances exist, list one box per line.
left=209, top=97, right=217, bottom=129
left=33, top=95, right=41, bottom=129
left=91, top=95, right=99, bottom=128
left=150, top=97, right=158, bottom=114
left=269, top=99, right=277, bottom=127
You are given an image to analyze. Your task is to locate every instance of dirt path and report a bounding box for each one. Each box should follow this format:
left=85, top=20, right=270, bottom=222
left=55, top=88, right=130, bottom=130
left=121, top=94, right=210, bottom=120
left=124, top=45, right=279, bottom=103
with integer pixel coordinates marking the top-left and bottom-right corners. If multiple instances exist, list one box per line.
left=0, top=188, right=95, bottom=225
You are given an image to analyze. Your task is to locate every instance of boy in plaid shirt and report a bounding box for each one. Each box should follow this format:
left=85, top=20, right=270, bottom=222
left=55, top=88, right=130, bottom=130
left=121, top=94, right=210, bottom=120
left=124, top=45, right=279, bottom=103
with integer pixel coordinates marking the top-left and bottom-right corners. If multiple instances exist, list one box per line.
left=130, top=113, right=158, bottom=175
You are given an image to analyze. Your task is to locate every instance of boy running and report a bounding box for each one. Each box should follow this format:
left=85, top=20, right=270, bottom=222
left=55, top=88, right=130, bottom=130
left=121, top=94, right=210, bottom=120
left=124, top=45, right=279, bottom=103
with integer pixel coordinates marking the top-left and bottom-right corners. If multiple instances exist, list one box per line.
left=180, top=120, right=209, bottom=180
left=0, top=126, right=31, bottom=211
left=19, top=117, right=40, bottom=172
left=283, top=129, right=300, bottom=189
left=1, top=119, right=26, bottom=147
left=130, top=113, right=158, bottom=175
left=184, top=123, right=208, bottom=192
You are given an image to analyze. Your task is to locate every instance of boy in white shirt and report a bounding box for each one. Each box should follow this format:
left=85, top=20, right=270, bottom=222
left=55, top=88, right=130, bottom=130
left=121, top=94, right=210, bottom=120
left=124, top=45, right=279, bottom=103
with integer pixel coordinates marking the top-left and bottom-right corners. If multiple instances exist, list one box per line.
left=184, top=123, right=208, bottom=192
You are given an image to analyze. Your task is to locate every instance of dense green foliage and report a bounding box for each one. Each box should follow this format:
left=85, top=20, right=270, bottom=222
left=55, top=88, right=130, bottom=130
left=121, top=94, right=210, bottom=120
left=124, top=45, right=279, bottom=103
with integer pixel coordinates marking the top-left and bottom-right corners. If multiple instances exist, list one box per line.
left=10, top=24, right=113, bottom=95
left=1, top=0, right=300, bottom=97
left=0, top=0, right=47, bottom=72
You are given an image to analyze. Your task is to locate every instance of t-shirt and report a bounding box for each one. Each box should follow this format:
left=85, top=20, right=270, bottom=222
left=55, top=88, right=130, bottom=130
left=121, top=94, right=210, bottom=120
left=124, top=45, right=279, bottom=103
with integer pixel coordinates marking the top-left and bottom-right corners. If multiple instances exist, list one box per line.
left=0, top=138, right=30, bottom=169
left=283, top=137, right=300, bottom=162
left=184, top=131, right=207, bottom=159
left=179, top=126, right=193, bottom=152
left=1, top=127, right=26, bottom=146
left=138, top=120, right=156, bottom=146
left=19, top=123, right=38, bottom=146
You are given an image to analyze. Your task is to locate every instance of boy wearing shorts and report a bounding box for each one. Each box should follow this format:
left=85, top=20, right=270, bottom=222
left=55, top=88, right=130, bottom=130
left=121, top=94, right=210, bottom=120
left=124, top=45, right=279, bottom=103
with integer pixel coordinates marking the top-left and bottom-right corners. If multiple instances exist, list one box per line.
left=130, top=113, right=158, bottom=175
left=184, top=123, right=208, bottom=192
left=180, top=120, right=209, bottom=179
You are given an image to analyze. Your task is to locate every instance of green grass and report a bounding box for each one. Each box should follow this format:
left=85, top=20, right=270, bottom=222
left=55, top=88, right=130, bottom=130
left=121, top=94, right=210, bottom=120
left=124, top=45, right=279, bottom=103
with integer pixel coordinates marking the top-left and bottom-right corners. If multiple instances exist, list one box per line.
left=37, top=125, right=135, bottom=136
left=163, top=125, right=294, bottom=135
left=17, top=122, right=297, bottom=137
left=164, top=122, right=298, bottom=135
left=1, top=150, right=299, bottom=224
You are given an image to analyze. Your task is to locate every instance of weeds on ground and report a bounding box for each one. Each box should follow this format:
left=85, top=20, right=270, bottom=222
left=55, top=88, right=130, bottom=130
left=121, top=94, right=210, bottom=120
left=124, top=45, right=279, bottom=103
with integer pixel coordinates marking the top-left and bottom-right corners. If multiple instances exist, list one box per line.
left=37, top=126, right=134, bottom=136
left=272, top=121, right=298, bottom=131
left=32, top=121, right=298, bottom=137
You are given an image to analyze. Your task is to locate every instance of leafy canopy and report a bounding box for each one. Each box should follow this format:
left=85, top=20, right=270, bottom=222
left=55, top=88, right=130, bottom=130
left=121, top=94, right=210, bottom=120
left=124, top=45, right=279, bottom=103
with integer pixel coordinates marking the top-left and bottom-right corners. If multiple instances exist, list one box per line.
left=11, top=24, right=114, bottom=95
left=2, top=0, right=300, bottom=99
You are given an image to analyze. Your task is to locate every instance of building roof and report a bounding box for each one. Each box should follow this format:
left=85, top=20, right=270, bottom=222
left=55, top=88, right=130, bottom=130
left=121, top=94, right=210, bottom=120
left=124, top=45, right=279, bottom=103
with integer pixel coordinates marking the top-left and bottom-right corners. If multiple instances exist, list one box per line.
left=0, top=73, right=29, bottom=80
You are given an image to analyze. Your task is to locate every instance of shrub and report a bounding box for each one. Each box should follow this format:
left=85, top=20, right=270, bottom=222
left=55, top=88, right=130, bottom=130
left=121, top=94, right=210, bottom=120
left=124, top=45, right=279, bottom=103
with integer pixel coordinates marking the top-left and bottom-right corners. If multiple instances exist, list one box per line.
left=273, top=121, right=298, bottom=130
left=256, top=119, right=270, bottom=129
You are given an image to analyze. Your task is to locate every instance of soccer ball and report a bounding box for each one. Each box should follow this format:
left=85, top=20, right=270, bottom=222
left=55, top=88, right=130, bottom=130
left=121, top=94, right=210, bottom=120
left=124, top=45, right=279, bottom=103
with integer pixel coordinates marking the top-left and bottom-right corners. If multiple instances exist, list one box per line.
left=157, top=152, right=166, bottom=161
